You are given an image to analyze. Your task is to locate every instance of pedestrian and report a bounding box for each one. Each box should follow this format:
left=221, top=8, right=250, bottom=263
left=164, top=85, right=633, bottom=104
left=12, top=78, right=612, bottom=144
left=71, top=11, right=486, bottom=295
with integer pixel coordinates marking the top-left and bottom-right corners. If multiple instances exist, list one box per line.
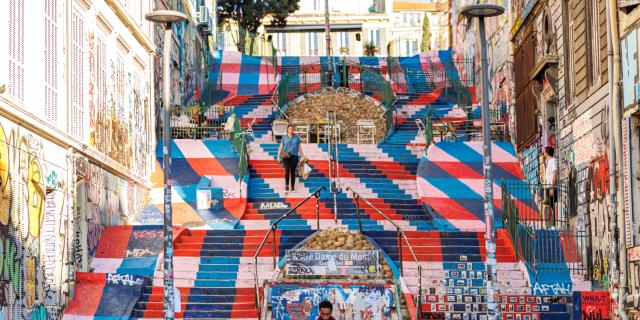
left=277, top=124, right=304, bottom=194
left=316, top=300, right=335, bottom=320
left=543, top=146, right=558, bottom=228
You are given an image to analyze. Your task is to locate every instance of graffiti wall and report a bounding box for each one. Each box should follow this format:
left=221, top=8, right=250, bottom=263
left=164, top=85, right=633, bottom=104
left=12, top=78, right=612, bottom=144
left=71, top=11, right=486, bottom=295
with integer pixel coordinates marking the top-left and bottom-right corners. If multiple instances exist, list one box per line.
left=270, top=283, right=394, bottom=320
left=73, top=156, right=148, bottom=272
left=557, top=90, right=613, bottom=290
left=0, top=116, right=72, bottom=318
left=0, top=115, right=151, bottom=320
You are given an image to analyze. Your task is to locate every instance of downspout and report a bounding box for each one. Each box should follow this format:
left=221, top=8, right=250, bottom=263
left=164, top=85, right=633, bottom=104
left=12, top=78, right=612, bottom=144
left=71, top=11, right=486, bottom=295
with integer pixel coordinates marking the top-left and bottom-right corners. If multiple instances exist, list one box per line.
left=605, top=0, right=629, bottom=318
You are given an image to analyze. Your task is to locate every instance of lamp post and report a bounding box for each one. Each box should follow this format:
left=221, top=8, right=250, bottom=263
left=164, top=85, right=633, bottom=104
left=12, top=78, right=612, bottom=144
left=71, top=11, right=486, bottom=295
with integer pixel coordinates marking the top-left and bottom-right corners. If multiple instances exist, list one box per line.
left=145, top=9, right=187, bottom=320
left=460, top=4, right=504, bottom=320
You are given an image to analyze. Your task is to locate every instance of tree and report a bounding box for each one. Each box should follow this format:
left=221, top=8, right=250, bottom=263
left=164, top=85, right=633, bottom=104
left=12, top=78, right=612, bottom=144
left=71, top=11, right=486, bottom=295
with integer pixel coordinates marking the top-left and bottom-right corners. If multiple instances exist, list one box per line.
left=421, top=12, right=431, bottom=52
left=217, top=0, right=300, bottom=55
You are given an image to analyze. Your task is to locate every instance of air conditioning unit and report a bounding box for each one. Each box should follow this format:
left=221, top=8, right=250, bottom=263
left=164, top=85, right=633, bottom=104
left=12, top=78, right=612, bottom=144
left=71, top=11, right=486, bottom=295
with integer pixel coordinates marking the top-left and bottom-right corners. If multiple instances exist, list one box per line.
left=198, top=6, right=210, bottom=27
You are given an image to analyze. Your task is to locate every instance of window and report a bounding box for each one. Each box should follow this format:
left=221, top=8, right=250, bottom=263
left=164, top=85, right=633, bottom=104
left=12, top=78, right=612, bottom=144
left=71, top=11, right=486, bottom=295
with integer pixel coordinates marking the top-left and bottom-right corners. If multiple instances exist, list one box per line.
left=306, top=33, right=318, bottom=56
left=338, top=32, right=349, bottom=52
left=569, top=0, right=608, bottom=103
left=72, top=8, right=84, bottom=140
left=8, top=0, right=25, bottom=102
left=313, top=0, right=321, bottom=11
left=273, top=33, right=287, bottom=55
left=368, top=29, right=380, bottom=48
left=44, top=0, right=58, bottom=124
left=405, top=39, right=418, bottom=56
left=403, top=13, right=420, bottom=26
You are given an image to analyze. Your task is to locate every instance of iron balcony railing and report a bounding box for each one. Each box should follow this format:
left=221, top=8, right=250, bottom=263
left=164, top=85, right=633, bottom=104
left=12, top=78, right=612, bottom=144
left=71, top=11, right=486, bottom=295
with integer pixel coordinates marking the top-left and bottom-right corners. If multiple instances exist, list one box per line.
left=252, top=186, right=326, bottom=319
left=346, top=187, right=423, bottom=320
left=501, top=181, right=589, bottom=280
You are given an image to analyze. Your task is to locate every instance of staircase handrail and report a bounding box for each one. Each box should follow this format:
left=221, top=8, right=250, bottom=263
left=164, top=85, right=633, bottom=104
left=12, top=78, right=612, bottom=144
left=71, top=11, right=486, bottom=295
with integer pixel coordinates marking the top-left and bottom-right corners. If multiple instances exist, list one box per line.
left=253, top=186, right=326, bottom=318
left=345, top=186, right=423, bottom=319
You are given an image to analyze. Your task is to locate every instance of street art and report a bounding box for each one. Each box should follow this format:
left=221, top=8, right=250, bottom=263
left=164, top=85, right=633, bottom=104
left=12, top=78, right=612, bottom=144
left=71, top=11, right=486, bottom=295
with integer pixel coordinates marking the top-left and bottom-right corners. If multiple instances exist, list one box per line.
left=573, top=291, right=611, bottom=320
left=533, top=282, right=572, bottom=295
left=270, top=284, right=394, bottom=320
left=0, top=115, right=151, bottom=319
left=0, top=119, right=71, bottom=319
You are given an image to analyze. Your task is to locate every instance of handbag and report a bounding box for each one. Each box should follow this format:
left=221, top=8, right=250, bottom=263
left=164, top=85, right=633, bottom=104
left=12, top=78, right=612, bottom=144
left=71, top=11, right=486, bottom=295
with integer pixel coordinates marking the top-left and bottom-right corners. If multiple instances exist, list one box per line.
left=281, top=136, right=292, bottom=159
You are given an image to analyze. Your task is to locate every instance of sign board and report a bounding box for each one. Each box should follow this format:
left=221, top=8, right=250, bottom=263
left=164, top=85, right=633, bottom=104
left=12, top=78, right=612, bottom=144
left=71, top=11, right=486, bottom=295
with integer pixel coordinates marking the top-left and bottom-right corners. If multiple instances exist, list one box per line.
left=285, top=250, right=380, bottom=276
left=573, top=291, right=611, bottom=320
left=196, top=190, right=211, bottom=210
left=629, top=246, right=640, bottom=262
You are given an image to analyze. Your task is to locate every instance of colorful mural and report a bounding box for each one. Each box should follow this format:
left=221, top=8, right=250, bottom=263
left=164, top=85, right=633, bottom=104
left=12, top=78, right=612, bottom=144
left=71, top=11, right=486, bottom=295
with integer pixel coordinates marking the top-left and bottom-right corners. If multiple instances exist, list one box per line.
left=0, top=118, right=71, bottom=318
left=0, top=115, right=151, bottom=318
left=270, top=283, right=395, bottom=320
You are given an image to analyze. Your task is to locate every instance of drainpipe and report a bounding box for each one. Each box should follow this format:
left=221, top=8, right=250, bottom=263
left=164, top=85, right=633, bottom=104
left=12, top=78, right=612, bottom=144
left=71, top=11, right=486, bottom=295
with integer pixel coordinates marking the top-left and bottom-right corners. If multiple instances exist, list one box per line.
left=605, top=0, right=629, bottom=318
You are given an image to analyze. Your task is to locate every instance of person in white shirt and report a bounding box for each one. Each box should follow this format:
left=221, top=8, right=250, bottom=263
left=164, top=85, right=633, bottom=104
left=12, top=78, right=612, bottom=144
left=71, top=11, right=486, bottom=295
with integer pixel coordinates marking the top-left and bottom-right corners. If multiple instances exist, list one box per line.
left=543, top=147, right=558, bottom=228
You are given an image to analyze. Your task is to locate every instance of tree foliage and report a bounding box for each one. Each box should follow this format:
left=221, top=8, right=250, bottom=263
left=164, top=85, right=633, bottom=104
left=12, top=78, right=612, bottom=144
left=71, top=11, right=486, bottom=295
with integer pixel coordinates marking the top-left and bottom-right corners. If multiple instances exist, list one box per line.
left=217, top=0, right=300, bottom=53
left=421, top=12, right=431, bottom=52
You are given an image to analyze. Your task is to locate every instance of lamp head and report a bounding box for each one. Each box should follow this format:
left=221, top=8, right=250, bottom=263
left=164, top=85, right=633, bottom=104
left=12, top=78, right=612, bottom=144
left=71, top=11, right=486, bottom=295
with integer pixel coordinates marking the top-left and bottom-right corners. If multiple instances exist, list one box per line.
left=145, top=10, right=187, bottom=25
left=460, top=4, right=504, bottom=18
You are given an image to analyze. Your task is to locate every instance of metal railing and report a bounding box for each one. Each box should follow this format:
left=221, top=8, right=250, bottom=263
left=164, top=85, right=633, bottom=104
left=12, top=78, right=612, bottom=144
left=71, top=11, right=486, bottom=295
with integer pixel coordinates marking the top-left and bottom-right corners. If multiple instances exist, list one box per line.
left=346, top=187, right=423, bottom=319
left=252, top=186, right=326, bottom=318
left=422, top=105, right=509, bottom=148
left=229, top=116, right=249, bottom=185
left=501, top=181, right=589, bottom=280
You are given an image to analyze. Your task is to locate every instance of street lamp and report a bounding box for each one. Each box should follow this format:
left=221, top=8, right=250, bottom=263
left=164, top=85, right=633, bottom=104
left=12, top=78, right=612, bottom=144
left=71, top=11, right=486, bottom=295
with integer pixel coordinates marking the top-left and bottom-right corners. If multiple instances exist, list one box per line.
left=145, top=9, right=187, bottom=320
left=460, top=4, right=504, bottom=320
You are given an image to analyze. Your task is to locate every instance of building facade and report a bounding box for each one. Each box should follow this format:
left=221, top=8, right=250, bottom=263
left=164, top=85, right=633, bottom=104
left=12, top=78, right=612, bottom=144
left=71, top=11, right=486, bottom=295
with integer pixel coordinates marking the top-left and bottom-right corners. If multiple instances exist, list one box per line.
left=452, top=0, right=640, bottom=317
left=0, top=0, right=157, bottom=317
left=618, top=2, right=640, bottom=316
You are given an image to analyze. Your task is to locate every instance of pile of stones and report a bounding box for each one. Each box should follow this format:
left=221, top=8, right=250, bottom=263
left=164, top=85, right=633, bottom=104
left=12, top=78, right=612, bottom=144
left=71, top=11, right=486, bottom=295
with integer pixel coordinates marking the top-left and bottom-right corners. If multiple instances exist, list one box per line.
left=285, top=88, right=387, bottom=143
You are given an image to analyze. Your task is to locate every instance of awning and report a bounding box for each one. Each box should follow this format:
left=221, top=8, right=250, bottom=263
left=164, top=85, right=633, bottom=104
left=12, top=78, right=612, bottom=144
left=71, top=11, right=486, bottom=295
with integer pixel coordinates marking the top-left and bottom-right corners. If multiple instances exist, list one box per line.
left=264, top=23, right=363, bottom=33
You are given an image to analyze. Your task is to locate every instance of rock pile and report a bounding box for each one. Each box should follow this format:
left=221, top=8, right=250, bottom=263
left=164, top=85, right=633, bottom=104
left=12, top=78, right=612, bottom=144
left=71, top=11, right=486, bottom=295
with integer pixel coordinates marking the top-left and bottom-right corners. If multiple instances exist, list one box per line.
left=285, top=88, right=387, bottom=143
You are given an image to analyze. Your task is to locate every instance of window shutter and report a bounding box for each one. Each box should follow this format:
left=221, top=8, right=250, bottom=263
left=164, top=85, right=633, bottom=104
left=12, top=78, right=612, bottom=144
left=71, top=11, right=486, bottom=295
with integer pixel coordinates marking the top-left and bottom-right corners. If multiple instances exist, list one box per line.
left=9, top=0, right=25, bottom=102
left=96, top=36, right=107, bottom=153
left=598, top=0, right=608, bottom=82
left=45, top=0, right=58, bottom=124
left=72, top=9, right=85, bottom=141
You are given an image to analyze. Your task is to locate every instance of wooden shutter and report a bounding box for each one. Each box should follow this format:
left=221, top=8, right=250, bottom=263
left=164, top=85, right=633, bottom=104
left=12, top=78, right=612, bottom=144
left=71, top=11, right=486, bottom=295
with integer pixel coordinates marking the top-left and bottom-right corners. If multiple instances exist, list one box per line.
left=45, top=0, right=59, bottom=124
left=72, top=9, right=85, bottom=140
left=598, top=0, right=608, bottom=82
left=96, top=36, right=107, bottom=152
left=571, top=0, right=589, bottom=102
left=8, top=0, right=25, bottom=102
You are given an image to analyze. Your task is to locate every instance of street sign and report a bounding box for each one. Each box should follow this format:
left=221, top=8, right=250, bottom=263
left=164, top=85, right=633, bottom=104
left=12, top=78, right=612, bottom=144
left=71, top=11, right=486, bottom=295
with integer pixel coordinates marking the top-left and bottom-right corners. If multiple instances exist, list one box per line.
left=285, top=250, right=380, bottom=276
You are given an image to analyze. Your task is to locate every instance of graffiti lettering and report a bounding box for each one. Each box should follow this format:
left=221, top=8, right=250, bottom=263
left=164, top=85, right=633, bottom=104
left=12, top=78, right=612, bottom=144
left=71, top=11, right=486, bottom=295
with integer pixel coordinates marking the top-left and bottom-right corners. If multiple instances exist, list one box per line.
left=106, top=273, right=143, bottom=286
left=532, top=282, right=571, bottom=295
left=259, top=202, right=289, bottom=210
left=42, top=190, right=59, bottom=305
left=126, top=248, right=155, bottom=258
left=132, top=229, right=162, bottom=240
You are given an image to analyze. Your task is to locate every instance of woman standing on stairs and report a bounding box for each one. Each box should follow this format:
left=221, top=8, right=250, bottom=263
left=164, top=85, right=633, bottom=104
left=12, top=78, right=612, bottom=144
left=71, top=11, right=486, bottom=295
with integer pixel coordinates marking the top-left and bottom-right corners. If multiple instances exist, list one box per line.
left=277, top=125, right=304, bottom=194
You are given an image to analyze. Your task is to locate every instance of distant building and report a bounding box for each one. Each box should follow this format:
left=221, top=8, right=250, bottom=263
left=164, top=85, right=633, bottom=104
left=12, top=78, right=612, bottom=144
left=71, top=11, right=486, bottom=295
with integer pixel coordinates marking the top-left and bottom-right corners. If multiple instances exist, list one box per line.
left=389, top=0, right=450, bottom=56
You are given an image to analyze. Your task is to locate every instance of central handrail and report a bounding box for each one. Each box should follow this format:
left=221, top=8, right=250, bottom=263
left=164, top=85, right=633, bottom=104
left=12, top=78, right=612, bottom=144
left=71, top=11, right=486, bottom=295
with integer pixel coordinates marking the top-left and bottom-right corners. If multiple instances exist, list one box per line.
left=253, top=186, right=326, bottom=318
left=345, top=186, right=423, bottom=319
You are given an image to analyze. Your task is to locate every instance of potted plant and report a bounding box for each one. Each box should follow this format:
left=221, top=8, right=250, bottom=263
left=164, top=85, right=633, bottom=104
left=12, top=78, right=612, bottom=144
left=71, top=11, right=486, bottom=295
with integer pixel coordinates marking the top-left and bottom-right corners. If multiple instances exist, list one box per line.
left=364, top=42, right=378, bottom=56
